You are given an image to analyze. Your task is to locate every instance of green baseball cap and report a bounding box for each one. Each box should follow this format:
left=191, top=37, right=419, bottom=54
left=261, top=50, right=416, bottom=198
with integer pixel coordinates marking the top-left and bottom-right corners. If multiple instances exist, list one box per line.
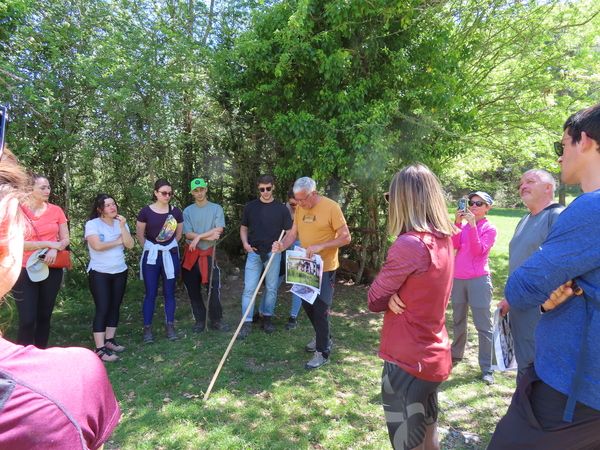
left=190, top=178, right=208, bottom=191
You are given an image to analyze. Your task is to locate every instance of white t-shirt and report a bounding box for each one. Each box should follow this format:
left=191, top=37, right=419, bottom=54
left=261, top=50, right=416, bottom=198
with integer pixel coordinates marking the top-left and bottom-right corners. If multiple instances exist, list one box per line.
left=84, top=218, right=128, bottom=274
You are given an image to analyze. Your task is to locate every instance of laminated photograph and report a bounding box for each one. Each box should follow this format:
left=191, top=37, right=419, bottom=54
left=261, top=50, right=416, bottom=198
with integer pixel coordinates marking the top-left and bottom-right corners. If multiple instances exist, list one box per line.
left=285, top=247, right=323, bottom=304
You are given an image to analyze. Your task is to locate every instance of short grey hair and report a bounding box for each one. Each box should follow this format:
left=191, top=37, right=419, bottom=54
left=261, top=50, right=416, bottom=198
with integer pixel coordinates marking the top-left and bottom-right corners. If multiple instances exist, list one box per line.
left=293, top=177, right=317, bottom=194
left=523, top=169, right=556, bottom=195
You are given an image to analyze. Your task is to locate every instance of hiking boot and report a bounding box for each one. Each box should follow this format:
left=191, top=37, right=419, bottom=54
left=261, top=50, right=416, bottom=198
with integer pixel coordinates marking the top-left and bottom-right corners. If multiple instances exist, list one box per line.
left=95, top=346, right=119, bottom=362
left=104, top=338, right=125, bottom=353
left=261, top=316, right=276, bottom=334
left=252, top=312, right=262, bottom=324
left=285, top=316, right=298, bottom=330
left=166, top=322, right=178, bottom=341
left=305, top=351, right=329, bottom=370
left=482, top=372, right=495, bottom=385
left=192, top=321, right=206, bottom=333
left=305, top=337, right=333, bottom=353
left=209, top=320, right=231, bottom=332
left=143, top=326, right=154, bottom=344
left=452, top=357, right=462, bottom=367
left=237, top=322, right=252, bottom=340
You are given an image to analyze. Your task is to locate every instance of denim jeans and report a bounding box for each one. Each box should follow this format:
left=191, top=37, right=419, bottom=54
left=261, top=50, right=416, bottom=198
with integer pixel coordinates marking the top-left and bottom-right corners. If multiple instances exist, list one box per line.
left=282, top=240, right=302, bottom=318
left=274, top=274, right=302, bottom=318
left=241, top=251, right=281, bottom=321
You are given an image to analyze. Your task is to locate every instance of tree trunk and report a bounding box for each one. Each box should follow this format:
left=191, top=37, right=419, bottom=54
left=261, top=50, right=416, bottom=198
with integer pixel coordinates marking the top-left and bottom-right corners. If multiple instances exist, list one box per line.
left=558, top=174, right=566, bottom=205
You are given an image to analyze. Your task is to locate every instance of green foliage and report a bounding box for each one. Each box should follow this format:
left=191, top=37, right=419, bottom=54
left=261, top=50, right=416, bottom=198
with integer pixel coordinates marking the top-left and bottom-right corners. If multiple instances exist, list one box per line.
left=440, top=0, right=600, bottom=205
left=1, top=0, right=599, bottom=276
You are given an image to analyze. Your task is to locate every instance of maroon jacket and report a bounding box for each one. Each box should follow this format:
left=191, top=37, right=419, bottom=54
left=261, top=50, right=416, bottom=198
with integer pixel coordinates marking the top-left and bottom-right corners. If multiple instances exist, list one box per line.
left=368, top=230, right=454, bottom=382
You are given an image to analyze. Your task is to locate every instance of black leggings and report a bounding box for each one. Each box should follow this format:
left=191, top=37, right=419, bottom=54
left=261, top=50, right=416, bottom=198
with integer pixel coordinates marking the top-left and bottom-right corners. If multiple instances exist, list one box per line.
left=12, top=267, right=63, bottom=348
left=88, top=269, right=128, bottom=333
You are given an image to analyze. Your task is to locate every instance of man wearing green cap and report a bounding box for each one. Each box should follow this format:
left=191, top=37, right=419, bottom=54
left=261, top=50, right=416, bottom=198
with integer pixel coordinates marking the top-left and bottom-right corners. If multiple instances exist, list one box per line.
left=181, top=178, right=229, bottom=332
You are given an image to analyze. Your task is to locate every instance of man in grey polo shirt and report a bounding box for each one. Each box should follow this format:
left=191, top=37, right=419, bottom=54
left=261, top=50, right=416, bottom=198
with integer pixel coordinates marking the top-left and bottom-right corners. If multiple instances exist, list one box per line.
left=498, top=169, right=563, bottom=384
left=181, top=178, right=230, bottom=333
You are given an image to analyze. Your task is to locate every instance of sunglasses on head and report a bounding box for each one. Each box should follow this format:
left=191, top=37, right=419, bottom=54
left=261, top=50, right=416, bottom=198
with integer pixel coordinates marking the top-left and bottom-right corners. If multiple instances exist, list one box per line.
left=554, top=141, right=564, bottom=157
left=259, top=186, right=272, bottom=192
left=158, top=191, right=173, bottom=197
left=468, top=200, right=486, bottom=207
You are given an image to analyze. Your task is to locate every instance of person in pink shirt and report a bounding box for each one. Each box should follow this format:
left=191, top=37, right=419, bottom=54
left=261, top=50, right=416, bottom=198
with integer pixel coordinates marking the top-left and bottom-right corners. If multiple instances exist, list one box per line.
left=450, top=191, right=497, bottom=385
left=0, top=146, right=121, bottom=449
left=12, top=174, right=70, bottom=348
left=368, top=164, right=455, bottom=450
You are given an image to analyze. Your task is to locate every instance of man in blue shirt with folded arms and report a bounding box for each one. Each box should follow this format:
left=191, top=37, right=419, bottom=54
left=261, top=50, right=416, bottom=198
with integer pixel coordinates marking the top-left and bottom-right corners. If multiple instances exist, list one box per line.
left=489, top=104, right=600, bottom=449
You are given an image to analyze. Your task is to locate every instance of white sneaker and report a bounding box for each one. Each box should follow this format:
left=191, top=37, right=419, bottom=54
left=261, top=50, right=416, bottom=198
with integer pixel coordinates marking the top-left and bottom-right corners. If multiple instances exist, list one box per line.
left=482, top=372, right=495, bottom=385
left=305, top=351, right=329, bottom=370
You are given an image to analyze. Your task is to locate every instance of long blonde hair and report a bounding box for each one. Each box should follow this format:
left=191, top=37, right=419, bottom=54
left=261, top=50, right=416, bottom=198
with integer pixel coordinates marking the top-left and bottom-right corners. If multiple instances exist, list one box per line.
left=387, top=164, right=454, bottom=236
left=0, top=146, right=29, bottom=296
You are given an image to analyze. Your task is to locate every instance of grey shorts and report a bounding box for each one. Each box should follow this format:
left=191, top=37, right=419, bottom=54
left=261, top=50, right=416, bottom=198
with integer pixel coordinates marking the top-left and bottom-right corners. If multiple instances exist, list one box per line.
left=381, top=361, right=440, bottom=450
left=451, top=275, right=492, bottom=309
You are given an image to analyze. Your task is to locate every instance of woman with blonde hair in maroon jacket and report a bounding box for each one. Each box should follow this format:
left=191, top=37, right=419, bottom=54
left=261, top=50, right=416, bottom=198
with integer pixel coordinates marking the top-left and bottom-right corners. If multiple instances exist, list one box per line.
left=368, top=164, right=455, bottom=450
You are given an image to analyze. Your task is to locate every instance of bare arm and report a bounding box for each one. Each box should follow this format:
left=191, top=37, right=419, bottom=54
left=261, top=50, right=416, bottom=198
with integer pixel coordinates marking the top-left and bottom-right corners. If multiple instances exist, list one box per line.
left=87, top=234, right=124, bottom=251
left=23, top=221, right=70, bottom=252
left=28, top=222, right=71, bottom=265
left=57, top=222, right=70, bottom=250
left=184, top=227, right=223, bottom=241
left=272, top=222, right=298, bottom=253
left=136, top=221, right=146, bottom=247
left=240, top=225, right=256, bottom=253
left=541, top=280, right=582, bottom=312
left=175, top=223, right=183, bottom=242
left=185, top=227, right=222, bottom=250
left=23, top=240, right=62, bottom=251
left=117, top=216, right=135, bottom=249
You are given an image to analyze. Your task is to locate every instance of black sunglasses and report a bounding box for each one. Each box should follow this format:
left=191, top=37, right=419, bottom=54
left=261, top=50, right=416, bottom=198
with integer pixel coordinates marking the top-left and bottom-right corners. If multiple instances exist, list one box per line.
left=259, top=186, right=272, bottom=192
left=468, top=200, right=486, bottom=207
left=554, top=141, right=564, bottom=157
left=383, top=192, right=390, bottom=203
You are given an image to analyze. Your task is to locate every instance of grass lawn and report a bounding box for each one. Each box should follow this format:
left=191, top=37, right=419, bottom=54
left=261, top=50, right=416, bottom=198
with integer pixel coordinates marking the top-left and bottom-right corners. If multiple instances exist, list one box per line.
left=1, top=207, right=527, bottom=449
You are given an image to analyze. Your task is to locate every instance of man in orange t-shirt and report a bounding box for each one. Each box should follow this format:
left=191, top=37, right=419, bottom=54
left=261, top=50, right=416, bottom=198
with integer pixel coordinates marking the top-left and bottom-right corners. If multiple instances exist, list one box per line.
left=273, top=177, right=351, bottom=369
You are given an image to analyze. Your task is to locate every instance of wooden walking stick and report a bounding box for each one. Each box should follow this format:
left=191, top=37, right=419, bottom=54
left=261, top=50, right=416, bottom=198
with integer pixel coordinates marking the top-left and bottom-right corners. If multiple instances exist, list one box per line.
left=204, top=230, right=286, bottom=401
